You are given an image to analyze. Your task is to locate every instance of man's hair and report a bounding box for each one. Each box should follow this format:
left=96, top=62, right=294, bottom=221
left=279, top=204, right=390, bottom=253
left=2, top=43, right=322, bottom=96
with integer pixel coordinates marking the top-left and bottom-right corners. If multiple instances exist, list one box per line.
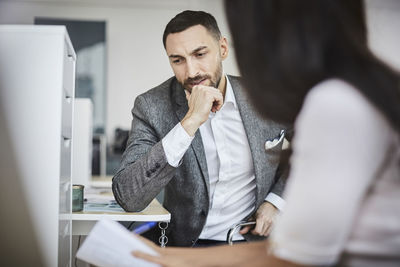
left=162, top=10, right=221, bottom=48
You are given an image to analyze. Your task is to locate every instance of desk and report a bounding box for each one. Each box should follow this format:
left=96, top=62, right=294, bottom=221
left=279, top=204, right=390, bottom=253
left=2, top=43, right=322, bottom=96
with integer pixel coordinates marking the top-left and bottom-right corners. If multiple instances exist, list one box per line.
left=72, top=199, right=170, bottom=236
left=71, top=191, right=170, bottom=265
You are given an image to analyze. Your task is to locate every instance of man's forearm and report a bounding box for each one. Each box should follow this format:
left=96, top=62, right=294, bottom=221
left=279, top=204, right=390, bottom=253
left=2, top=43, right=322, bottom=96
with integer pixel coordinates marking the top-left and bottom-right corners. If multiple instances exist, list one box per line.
left=112, top=141, right=176, bottom=211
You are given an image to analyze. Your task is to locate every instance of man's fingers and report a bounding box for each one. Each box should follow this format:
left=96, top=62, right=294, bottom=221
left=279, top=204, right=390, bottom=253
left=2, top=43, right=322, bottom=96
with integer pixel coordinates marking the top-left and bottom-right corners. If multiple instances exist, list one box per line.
left=192, top=85, right=223, bottom=104
left=260, top=221, right=271, bottom=236
left=252, top=218, right=273, bottom=236
left=265, top=223, right=273, bottom=236
left=251, top=217, right=273, bottom=236
left=211, top=101, right=222, bottom=113
left=186, top=85, right=224, bottom=122
left=239, top=225, right=251, bottom=234
left=184, top=90, right=190, bottom=101
left=193, top=84, right=220, bottom=93
left=251, top=219, right=264, bottom=236
left=212, top=95, right=224, bottom=112
left=249, top=202, right=278, bottom=236
left=210, top=91, right=224, bottom=112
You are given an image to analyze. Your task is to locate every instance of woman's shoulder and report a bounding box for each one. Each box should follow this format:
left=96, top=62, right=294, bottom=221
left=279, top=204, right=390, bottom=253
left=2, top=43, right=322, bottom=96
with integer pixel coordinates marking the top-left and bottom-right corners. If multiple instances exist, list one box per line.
left=300, top=78, right=384, bottom=126
left=295, top=78, right=395, bottom=146
left=305, top=79, right=369, bottom=112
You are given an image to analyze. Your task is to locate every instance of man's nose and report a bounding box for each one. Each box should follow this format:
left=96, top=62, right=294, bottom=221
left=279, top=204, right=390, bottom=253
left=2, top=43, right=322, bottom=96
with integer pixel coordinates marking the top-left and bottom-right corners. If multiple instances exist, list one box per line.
left=186, top=59, right=199, bottom=78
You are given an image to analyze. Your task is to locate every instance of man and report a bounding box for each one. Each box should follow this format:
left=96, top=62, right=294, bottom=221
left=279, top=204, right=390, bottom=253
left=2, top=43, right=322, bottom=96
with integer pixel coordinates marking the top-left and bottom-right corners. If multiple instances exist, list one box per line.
left=112, top=10, right=290, bottom=247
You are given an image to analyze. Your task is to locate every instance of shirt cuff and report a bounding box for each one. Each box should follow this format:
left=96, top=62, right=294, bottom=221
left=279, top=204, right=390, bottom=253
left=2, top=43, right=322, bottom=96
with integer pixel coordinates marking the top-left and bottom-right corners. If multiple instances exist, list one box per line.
left=162, top=122, right=194, bottom=167
left=265, top=193, right=285, bottom=211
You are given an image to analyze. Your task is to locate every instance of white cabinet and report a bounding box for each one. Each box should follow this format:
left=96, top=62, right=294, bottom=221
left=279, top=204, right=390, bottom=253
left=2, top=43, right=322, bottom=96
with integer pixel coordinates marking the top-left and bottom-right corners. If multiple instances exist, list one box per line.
left=0, top=25, right=76, bottom=267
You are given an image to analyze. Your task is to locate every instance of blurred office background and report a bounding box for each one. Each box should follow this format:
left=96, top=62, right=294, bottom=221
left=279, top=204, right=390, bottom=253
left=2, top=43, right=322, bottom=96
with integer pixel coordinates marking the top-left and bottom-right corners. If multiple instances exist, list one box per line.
left=0, top=0, right=240, bottom=179
left=0, top=0, right=399, bottom=178
left=0, top=1, right=399, bottom=266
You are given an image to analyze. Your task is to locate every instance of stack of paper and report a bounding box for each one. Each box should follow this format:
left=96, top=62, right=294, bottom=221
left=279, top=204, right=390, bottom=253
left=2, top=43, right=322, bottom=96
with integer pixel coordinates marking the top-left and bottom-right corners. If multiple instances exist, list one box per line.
left=84, top=200, right=126, bottom=213
left=77, top=219, right=160, bottom=267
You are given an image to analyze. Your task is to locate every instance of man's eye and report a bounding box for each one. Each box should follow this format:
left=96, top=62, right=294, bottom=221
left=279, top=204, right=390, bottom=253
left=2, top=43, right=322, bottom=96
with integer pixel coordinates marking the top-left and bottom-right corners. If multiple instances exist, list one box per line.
left=173, top=59, right=181, bottom=64
left=197, top=53, right=205, bottom=57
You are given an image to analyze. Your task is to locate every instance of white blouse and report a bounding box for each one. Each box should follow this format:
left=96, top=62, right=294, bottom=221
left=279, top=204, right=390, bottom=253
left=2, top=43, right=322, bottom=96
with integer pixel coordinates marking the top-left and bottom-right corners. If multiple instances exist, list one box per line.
left=270, top=79, right=400, bottom=267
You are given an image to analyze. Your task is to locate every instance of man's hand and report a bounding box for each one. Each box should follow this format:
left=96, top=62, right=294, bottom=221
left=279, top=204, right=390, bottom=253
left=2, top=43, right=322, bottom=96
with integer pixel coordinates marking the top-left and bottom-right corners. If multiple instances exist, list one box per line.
left=181, top=85, right=223, bottom=136
left=240, top=202, right=278, bottom=236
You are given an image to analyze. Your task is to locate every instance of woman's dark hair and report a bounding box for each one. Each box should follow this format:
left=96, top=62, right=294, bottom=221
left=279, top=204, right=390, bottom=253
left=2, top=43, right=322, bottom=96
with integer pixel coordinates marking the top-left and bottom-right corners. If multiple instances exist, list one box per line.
left=163, top=10, right=221, bottom=48
left=225, top=0, right=400, bottom=132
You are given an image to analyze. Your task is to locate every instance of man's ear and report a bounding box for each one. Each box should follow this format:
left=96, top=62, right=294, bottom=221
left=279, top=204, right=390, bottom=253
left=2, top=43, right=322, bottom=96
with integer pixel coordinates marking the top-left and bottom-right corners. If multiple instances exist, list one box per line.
left=220, top=37, right=229, bottom=60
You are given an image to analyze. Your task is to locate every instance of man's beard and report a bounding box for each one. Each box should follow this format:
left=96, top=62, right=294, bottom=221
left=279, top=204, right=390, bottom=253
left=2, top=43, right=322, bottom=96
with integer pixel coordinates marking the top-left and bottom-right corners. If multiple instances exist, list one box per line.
left=182, top=62, right=223, bottom=92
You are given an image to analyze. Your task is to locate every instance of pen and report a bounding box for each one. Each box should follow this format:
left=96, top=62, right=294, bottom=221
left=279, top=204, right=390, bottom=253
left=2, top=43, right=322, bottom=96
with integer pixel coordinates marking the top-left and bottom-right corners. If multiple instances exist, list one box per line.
left=133, top=221, right=157, bottom=234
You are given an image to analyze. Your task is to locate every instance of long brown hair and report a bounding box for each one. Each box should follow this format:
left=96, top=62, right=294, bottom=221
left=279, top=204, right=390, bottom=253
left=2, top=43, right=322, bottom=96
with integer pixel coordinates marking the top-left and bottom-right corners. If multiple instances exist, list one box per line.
left=225, top=0, right=400, bottom=132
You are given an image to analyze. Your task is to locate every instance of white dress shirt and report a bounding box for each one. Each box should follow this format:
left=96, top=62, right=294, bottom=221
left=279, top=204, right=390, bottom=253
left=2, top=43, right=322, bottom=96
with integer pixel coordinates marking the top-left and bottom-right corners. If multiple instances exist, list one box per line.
left=162, top=76, right=284, bottom=241
left=271, top=79, right=400, bottom=267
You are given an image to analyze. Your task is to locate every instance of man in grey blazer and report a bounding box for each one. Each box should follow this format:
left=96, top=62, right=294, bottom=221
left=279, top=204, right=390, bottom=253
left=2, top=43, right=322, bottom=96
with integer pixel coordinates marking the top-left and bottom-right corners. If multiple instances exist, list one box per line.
left=112, top=10, right=290, bottom=247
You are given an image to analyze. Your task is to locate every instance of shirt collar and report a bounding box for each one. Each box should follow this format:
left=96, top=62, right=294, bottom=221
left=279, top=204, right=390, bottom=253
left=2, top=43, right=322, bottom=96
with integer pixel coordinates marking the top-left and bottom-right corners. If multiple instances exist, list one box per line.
left=224, top=75, right=237, bottom=109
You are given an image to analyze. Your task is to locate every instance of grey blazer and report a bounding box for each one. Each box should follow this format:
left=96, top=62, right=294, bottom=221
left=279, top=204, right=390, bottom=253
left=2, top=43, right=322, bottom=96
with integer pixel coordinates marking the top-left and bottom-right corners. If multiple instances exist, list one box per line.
left=112, top=76, right=290, bottom=246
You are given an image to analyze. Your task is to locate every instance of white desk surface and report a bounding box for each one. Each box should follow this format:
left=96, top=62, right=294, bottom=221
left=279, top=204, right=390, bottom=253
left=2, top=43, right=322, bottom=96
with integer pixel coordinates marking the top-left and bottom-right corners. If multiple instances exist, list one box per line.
left=72, top=189, right=170, bottom=235
left=72, top=199, right=170, bottom=222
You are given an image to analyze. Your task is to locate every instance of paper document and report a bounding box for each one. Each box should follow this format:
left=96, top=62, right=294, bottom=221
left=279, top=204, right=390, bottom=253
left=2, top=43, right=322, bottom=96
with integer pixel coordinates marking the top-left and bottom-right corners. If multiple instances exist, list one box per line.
left=84, top=200, right=126, bottom=213
left=76, top=219, right=160, bottom=267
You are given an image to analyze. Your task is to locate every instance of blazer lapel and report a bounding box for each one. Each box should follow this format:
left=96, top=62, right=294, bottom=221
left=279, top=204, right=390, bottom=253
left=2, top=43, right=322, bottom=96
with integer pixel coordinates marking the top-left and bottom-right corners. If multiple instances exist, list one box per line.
left=172, top=79, right=210, bottom=199
left=230, top=76, right=277, bottom=206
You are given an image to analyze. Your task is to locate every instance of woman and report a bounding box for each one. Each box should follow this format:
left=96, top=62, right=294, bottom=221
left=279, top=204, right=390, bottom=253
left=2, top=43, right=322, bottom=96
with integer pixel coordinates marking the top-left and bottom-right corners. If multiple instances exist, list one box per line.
left=134, top=0, right=400, bottom=266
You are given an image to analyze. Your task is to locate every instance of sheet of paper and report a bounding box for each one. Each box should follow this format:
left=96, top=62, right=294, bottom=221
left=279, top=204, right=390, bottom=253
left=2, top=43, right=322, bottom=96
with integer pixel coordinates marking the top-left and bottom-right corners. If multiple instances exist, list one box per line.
left=84, top=201, right=126, bottom=213
left=76, top=219, right=160, bottom=267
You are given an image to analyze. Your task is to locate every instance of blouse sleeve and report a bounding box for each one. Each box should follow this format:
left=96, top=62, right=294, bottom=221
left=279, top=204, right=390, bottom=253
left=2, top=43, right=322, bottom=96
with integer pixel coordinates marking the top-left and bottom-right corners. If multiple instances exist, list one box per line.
left=270, top=80, right=392, bottom=266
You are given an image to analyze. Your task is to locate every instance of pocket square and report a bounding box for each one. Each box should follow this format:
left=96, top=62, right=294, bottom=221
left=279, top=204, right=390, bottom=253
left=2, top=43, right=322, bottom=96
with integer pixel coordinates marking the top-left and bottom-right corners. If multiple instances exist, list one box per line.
left=282, top=138, right=290, bottom=150
left=265, top=130, right=289, bottom=150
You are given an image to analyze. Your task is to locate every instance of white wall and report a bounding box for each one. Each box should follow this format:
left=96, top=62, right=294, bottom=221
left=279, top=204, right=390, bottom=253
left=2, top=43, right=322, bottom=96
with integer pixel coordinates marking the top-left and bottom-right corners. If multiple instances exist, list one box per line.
left=0, top=0, right=239, bottom=143
left=72, top=98, right=93, bottom=187
left=366, top=0, right=400, bottom=71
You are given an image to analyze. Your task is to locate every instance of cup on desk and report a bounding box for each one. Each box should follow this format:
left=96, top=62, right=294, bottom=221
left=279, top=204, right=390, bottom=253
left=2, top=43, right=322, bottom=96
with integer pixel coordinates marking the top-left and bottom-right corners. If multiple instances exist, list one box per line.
left=72, top=184, right=85, bottom=212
